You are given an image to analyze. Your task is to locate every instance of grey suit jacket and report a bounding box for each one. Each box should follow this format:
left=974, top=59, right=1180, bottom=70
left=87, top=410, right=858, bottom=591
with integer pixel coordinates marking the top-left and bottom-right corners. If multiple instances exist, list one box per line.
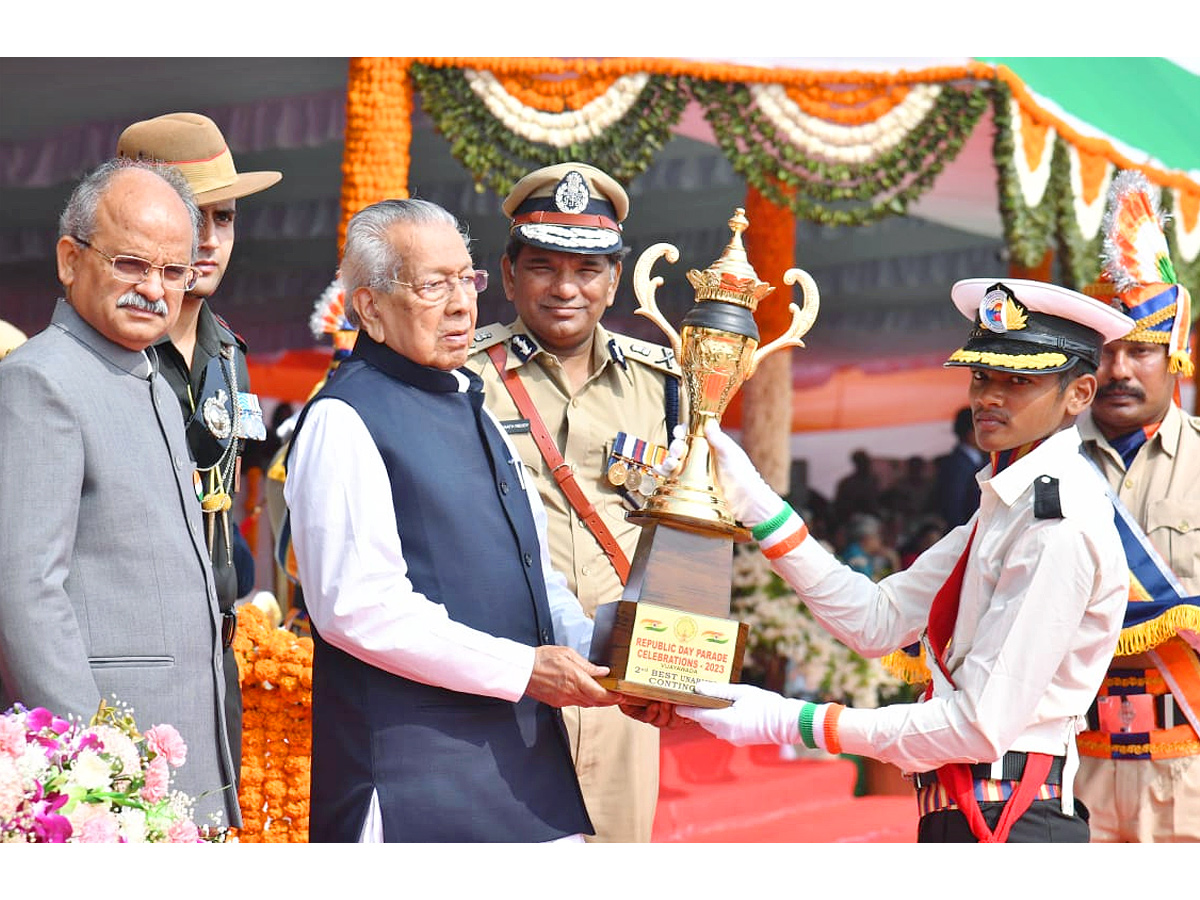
left=0, top=300, right=240, bottom=828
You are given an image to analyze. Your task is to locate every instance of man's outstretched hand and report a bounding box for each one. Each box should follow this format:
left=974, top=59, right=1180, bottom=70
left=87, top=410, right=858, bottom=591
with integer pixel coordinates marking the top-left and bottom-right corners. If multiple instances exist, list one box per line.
left=525, top=645, right=622, bottom=708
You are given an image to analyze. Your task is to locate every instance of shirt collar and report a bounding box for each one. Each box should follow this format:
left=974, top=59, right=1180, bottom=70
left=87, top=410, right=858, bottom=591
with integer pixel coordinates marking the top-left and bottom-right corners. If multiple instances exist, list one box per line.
left=505, top=317, right=632, bottom=386
left=1077, top=403, right=1181, bottom=463
left=54, top=298, right=154, bottom=380
left=982, top=425, right=1082, bottom=507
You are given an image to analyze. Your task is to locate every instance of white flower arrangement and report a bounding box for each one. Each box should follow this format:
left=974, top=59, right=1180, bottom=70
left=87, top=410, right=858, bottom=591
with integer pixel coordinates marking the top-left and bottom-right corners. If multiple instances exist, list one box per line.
left=731, top=544, right=907, bottom=709
left=464, top=69, right=648, bottom=148
left=748, top=83, right=941, bottom=165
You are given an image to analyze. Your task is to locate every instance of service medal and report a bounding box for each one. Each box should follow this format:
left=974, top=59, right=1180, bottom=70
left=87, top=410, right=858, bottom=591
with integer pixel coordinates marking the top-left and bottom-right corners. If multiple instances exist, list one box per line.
left=607, top=460, right=629, bottom=487
left=202, top=389, right=232, bottom=440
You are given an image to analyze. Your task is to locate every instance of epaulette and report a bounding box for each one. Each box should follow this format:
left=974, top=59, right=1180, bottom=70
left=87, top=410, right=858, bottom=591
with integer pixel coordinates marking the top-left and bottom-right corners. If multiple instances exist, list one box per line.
left=609, top=332, right=679, bottom=377
left=212, top=311, right=248, bottom=353
left=468, top=323, right=514, bottom=356
left=1033, top=475, right=1063, bottom=520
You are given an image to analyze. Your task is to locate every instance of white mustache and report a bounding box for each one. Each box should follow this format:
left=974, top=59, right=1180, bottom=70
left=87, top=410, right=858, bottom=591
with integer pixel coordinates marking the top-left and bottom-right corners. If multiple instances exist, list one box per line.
left=116, top=291, right=168, bottom=317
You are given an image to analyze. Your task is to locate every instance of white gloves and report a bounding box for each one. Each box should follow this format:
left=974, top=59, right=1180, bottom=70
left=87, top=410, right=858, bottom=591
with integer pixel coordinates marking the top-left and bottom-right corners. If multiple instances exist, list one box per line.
left=675, top=682, right=802, bottom=746
left=703, top=420, right=784, bottom=528
left=655, top=422, right=783, bottom=529
left=654, top=424, right=690, bottom=478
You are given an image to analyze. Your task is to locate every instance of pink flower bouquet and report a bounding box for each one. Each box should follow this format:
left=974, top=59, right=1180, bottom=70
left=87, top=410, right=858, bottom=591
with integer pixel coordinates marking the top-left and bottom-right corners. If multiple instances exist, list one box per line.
left=0, top=700, right=220, bottom=843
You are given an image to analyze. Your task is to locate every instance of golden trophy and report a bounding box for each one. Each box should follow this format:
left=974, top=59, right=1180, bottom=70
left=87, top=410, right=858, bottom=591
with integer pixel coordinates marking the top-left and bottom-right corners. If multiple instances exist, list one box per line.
left=590, top=207, right=820, bottom=707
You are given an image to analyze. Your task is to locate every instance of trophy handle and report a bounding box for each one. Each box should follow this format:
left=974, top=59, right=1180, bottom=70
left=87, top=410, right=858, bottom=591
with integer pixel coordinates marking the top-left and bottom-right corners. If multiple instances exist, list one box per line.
left=746, top=267, right=820, bottom=380
left=632, top=242, right=683, bottom=359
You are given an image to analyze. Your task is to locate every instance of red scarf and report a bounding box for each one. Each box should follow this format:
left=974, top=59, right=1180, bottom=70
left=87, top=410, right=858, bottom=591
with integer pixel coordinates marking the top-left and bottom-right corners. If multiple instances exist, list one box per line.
left=922, top=438, right=1057, bottom=842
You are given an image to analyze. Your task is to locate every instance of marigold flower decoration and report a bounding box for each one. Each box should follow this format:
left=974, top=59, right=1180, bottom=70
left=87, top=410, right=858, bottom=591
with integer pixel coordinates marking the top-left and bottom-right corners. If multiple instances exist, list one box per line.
left=232, top=603, right=313, bottom=842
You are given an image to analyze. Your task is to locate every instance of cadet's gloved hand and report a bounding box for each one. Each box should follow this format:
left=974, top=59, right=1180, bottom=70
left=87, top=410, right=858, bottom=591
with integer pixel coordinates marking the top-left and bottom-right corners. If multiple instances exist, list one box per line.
left=653, top=424, right=689, bottom=478
left=704, top=420, right=784, bottom=528
left=675, top=682, right=801, bottom=747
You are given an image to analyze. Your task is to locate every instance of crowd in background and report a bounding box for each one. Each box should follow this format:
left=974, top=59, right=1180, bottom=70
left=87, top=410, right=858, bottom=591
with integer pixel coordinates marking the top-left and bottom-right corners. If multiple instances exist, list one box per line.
left=786, top=407, right=981, bottom=582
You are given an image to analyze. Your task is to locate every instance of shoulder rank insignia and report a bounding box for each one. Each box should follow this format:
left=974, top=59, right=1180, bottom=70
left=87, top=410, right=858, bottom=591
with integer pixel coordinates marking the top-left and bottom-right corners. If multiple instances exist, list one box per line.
left=613, top=335, right=679, bottom=374
left=468, top=323, right=512, bottom=355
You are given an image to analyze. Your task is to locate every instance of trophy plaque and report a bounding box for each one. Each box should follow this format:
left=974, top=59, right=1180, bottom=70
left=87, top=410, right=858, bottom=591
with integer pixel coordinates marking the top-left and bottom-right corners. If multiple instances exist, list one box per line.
left=590, top=208, right=820, bottom=708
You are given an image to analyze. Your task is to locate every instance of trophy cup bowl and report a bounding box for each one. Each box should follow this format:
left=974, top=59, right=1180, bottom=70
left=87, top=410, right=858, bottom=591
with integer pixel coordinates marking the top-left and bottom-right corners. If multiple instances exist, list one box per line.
left=589, top=208, right=819, bottom=708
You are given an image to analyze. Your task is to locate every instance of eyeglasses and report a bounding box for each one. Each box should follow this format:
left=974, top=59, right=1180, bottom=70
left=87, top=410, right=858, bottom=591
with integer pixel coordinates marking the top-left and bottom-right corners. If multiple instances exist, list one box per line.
left=390, top=270, right=488, bottom=304
left=73, top=237, right=199, bottom=292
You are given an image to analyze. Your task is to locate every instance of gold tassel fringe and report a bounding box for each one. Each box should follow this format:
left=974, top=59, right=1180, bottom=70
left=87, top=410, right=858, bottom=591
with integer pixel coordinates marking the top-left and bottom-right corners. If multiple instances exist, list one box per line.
left=881, top=646, right=931, bottom=685
left=1115, top=605, right=1200, bottom=658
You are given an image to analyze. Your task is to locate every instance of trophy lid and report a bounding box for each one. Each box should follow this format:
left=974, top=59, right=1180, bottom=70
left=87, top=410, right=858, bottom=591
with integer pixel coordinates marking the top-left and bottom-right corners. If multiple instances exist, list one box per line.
left=685, top=208, right=776, bottom=310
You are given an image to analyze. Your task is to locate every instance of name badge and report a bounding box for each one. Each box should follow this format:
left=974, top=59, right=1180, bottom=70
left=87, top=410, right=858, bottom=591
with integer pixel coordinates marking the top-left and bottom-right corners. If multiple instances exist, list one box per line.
left=502, top=418, right=531, bottom=435
left=235, top=392, right=267, bottom=441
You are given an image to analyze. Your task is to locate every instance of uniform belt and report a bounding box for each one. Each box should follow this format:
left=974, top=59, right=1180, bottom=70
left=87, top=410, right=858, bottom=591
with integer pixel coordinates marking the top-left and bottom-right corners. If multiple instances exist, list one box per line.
left=221, top=609, right=238, bottom=650
left=912, top=751, right=1065, bottom=789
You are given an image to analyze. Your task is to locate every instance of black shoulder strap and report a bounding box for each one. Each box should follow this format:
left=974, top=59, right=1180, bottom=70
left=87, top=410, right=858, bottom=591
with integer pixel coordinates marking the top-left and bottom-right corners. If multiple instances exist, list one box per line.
left=1033, top=475, right=1063, bottom=519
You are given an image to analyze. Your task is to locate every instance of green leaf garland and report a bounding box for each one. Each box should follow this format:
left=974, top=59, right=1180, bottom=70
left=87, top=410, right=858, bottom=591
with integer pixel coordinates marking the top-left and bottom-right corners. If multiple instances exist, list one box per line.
left=688, top=77, right=989, bottom=227
left=410, top=63, right=688, bottom=194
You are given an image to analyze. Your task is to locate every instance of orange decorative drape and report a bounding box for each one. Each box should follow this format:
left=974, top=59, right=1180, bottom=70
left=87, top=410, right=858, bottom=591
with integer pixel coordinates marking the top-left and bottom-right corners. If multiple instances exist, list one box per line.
left=339, top=57, right=413, bottom=251
left=738, top=185, right=799, bottom=491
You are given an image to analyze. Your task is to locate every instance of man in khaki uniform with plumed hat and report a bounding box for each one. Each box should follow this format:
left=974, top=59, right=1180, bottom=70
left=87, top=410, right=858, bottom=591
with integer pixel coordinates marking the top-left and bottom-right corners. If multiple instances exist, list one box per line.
left=467, top=162, right=683, bottom=841
left=116, top=112, right=282, bottom=781
left=1073, top=170, right=1200, bottom=842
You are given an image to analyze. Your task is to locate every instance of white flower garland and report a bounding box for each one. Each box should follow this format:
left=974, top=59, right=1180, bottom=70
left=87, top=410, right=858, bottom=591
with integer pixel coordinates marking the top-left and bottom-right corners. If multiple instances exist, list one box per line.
left=1169, top=187, right=1200, bottom=263
left=464, top=69, right=649, bottom=148
left=1066, top=145, right=1114, bottom=242
left=1010, top=97, right=1055, bottom=209
left=747, top=83, right=942, bottom=166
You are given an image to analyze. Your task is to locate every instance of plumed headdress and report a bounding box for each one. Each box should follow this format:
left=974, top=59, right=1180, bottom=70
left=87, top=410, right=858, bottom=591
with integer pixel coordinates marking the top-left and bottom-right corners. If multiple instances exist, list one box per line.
left=1088, top=170, right=1193, bottom=377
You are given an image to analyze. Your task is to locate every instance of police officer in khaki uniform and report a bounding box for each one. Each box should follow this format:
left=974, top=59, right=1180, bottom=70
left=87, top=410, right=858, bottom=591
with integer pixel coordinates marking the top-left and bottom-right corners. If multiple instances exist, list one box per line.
left=1073, top=171, right=1200, bottom=842
left=467, top=163, right=682, bottom=842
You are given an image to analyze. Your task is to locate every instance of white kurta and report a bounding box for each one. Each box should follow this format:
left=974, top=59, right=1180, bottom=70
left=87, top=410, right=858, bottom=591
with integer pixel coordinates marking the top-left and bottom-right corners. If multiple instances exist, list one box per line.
left=284, top=390, right=594, bottom=702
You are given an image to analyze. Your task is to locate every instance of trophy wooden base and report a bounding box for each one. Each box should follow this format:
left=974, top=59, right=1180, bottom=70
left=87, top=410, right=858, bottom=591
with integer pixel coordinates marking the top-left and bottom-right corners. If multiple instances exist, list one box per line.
left=590, top=599, right=748, bottom=709
left=595, top=676, right=733, bottom=709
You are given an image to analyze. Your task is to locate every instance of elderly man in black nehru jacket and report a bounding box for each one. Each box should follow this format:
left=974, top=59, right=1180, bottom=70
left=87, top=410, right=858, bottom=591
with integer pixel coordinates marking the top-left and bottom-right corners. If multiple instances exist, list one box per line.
left=282, top=197, right=623, bottom=842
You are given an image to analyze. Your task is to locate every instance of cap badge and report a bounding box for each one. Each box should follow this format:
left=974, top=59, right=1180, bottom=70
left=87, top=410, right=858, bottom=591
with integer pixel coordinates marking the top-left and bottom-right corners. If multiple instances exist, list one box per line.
left=979, top=288, right=1028, bottom=334
left=554, top=171, right=590, bottom=215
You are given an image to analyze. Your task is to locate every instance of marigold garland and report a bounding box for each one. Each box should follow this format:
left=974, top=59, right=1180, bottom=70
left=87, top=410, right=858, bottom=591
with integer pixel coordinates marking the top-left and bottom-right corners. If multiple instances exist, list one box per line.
left=340, top=57, right=1198, bottom=308
left=231, top=604, right=313, bottom=843
left=495, top=72, right=623, bottom=112
left=409, top=62, right=687, bottom=197
left=693, top=77, right=989, bottom=226
left=339, top=57, right=412, bottom=252
left=743, top=184, right=797, bottom=342
left=784, top=83, right=911, bottom=126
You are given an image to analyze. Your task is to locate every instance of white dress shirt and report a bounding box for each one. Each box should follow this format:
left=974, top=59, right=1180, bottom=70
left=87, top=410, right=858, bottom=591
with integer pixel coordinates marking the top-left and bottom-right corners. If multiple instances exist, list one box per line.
left=773, top=426, right=1129, bottom=774
left=284, top=390, right=594, bottom=704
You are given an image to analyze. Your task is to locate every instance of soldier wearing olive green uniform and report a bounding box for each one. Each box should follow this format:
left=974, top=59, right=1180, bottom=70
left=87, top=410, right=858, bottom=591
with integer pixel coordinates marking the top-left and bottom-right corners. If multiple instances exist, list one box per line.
left=467, top=163, right=683, bottom=842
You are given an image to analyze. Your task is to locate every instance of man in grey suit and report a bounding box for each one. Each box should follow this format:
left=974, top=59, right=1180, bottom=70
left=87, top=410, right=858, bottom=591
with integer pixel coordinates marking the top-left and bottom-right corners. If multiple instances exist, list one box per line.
left=0, top=158, right=241, bottom=828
